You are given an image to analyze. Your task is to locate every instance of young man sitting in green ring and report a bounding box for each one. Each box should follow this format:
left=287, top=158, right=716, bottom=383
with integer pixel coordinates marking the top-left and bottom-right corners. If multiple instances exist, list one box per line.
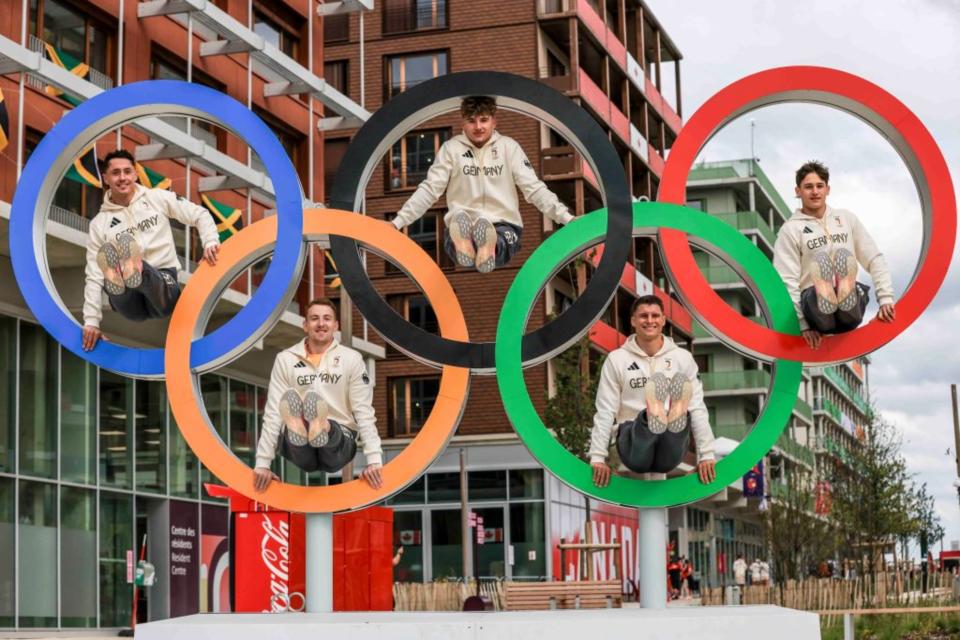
left=390, top=96, right=574, bottom=273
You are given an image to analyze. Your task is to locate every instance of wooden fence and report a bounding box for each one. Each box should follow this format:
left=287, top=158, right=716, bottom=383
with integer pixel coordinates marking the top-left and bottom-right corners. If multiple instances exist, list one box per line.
left=393, top=580, right=506, bottom=611
left=701, top=572, right=956, bottom=613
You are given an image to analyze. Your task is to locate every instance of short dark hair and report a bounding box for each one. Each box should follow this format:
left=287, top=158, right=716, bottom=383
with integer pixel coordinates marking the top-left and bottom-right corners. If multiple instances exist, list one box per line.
left=305, top=297, right=338, bottom=317
left=795, top=160, right=829, bottom=187
left=630, top=294, right=664, bottom=315
left=101, top=149, right=136, bottom=173
left=460, top=96, right=497, bottom=119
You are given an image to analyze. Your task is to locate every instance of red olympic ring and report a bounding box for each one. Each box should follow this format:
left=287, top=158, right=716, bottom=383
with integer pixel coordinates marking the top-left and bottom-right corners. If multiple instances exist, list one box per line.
left=658, top=66, right=956, bottom=363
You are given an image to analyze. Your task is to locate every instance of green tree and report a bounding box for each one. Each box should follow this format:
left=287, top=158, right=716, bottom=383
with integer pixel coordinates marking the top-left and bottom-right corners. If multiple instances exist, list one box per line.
left=543, top=335, right=598, bottom=462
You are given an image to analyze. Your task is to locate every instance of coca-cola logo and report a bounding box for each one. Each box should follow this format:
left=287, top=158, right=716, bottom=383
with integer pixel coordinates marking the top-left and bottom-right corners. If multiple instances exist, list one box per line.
left=260, top=517, right=291, bottom=612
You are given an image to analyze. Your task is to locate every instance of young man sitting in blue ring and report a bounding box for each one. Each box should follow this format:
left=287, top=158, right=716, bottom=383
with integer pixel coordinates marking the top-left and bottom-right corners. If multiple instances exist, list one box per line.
left=81, top=149, right=221, bottom=351
left=589, top=295, right=717, bottom=487
left=390, top=96, right=574, bottom=272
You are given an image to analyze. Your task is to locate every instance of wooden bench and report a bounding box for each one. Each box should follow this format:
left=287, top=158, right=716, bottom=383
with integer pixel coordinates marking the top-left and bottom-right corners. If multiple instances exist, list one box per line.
left=504, top=580, right=623, bottom=611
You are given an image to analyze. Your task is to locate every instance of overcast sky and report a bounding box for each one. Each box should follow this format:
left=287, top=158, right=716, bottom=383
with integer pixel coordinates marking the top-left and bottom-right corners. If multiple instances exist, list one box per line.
left=646, top=0, right=960, bottom=555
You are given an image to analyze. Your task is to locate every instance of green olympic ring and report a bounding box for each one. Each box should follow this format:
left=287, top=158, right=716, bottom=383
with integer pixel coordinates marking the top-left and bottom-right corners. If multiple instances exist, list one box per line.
left=495, top=201, right=803, bottom=507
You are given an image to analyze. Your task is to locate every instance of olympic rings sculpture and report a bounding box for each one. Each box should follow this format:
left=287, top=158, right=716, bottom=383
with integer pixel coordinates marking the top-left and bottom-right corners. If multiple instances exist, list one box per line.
left=10, top=67, right=954, bottom=512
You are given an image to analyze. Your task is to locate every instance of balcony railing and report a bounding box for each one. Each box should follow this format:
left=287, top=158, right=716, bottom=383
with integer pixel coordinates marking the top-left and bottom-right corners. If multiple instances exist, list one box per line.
left=697, top=264, right=745, bottom=286
left=700, top=369, right=770, bottom=392
left=382, top=0, right=447, bottom=35
left=48, top=204, right=90, bottom=234
left=711, top=211, right=776, bottom=248
left=714, top=424, right=814, bottom=468
left=794, top=398, right=813, bottom=421
left=28, top=35, right=113, bottom=93
left=822, top=367, right=869, bottom=414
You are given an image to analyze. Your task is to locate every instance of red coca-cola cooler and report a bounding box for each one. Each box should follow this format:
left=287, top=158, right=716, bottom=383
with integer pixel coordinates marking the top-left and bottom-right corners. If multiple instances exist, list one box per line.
left=205, top=484, right=393, bottom=612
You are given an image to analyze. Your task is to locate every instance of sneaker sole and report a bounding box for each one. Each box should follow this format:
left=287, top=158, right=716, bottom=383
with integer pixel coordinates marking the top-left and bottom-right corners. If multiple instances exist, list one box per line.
left=666, top=377, right=692, bottom=433
left=448, top=213, right=476, bottom=267
left=303, top=391, right=330, bottom=448
left=645, top=372, right=669, bottom=434
left=280, top=390, right=308, bottom=446
left=834, top=249, right=859, bottom=312
left=812, top=252, right=839, bottom=314
left=97, top=242, right=126, bottom=296
left=473, top=219, right=497, bottom=273
left=117, top=234, right=143, bottom=290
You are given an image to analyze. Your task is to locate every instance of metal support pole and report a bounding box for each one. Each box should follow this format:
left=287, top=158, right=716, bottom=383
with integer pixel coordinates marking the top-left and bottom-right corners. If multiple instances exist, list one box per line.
left=843, top=612, right=855, bottom=640
left=305, top=513, right=333, bottom=613
left=639, top=507, right=667, bottom=608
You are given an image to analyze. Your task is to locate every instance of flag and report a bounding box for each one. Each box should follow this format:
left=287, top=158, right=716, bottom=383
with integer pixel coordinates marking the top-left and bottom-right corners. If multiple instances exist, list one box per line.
left=42, top=43, right=89, bottom=107
left=200, top=194, right=242, bottom=242
left=324, top=250, right=341, bottom=288
left=64, top=145, right=102, bottom=188
left=742, top=461, right=764, bottom=498
left=135, top=162, right=172, bottom=190
left=0, top=87, right=9, bottom=152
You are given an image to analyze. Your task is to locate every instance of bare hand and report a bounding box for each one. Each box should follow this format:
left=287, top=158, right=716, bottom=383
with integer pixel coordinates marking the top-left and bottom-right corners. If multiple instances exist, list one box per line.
left=203, top=244, right=220, bottom=266
left=802, top=329, right=822, bottom=349
left=592, top=462, right=611, bottom=487
left=697, top=459, right=716, bottom=484
left=82, top=325, right=102, bottom=351
left=253, top=467, right=279, bottom=492
left=360, top=463, right=383, bottom=489
left=877, top=304, right=896, bottom=323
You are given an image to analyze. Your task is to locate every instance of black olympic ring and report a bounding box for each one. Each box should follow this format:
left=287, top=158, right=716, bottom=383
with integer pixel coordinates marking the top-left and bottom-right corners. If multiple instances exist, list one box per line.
left=329, top=71, right=633, bottom=372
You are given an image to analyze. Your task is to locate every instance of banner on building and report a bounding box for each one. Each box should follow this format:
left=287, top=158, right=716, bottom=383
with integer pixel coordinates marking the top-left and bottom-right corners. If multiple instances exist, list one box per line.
left=742, top=461, right=764, bottom=498
left=42, top=43, right=88, bottom=107
left=0, top=87, right=9, bottom=152
left=169, top=500, right=200, bottom=617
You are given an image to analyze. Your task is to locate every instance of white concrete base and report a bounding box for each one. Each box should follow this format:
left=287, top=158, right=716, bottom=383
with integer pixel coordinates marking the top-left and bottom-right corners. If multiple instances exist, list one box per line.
left=135, top=605, right=821, bottom=640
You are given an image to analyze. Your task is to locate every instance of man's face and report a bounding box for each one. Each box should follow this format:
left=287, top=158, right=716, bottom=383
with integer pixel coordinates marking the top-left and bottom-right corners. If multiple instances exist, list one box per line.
left=630, top=303, right=665, bottom=340
left=795, top=171, right=830, bottom=213
left=103, top=158, right=137, bottom=200
left=462, top=113, right=496, bottom=147
left=303, top=304, right=339, bottom=344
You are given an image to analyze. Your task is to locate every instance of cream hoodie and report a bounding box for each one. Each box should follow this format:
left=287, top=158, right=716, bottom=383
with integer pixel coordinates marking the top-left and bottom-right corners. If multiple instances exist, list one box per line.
left=391, top=131, right=573, bottom=230
left=772, top=206, right=895, bottom=331
left=589, top=335, right=715, bottom=465
left=255, top=339, right=382, bottom=469
left=83, top=184, right=220, bottom=328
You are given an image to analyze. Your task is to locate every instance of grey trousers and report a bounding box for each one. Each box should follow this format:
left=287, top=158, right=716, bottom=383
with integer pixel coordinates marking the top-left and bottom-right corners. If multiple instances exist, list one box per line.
left=107, top=264, right=180, bottom=322
left=279, top=420, right=357, bottom=473
left=615, top=410, right=691, bottom=474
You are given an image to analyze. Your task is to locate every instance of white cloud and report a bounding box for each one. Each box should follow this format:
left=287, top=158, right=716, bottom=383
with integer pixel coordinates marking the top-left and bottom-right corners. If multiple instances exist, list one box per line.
left=648, top=0, right=960, bottom=553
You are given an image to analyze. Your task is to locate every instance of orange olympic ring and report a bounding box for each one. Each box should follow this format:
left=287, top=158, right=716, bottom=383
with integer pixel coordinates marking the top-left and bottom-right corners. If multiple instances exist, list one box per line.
left=165, top=209, right=469, bottom=513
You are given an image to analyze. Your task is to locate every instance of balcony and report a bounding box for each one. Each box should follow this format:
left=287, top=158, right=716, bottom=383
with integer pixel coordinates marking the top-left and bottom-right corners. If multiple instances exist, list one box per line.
left=693, top=316, right=763, bottom=340
left=27, top=35, right=113, bottom=94
left=794, top=398, right=813, bottom=422
left=697, top=264, right=746, bottom=286
left=382, top=0, right=448, bottom=36
left=713, top=424, right=814, bottom=468
left=812, top=396, right=843, bottom=424
left=822, top=367, right=870, bottom=414
left=700, top=369, right=770, bottom=393
left=711, top=211, right=776, bottom=248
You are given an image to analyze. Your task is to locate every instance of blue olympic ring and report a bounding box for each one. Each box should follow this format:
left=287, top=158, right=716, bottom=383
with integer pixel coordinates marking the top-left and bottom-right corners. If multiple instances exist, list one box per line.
left=10, top=80, right=305, bottom=377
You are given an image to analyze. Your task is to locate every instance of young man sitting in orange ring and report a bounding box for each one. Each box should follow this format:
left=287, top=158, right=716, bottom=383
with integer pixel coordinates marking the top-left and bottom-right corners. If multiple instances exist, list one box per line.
left=252, top=298, right=384, bottom=492
left=390, top=96, right=574, bottom=273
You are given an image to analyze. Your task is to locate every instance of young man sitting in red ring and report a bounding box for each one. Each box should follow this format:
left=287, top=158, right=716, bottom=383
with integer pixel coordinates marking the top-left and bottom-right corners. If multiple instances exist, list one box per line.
left=252, top=298, right=384, bottom=492
left=589, top=295, right=717, bottom=488
left=390, top=96, right=574, bottom=273
left=81, top=149, right=221, bottom=351
left=772, top=160, right=896, bottom=349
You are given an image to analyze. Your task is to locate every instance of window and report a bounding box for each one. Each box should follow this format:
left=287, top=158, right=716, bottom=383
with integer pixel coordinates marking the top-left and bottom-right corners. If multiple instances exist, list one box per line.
left=392, top=510, right=424, bottom=582
left=25, top=128, right=101, bottom=220
left=0, top=318, right=15, bottom=475
left=390, top=376, right=440, bottom=436
left=150, top=51, right=224, bottom=150
left=251, top=107, right=305, bottom=180
left=384, top=212, right=453, bottom=273
left=0, top=478, right=12, bottom=627
left=323, top=14, right=349, bottom=44
left=60, top=487, right=96, bottom=627
left=324, top=137, right=349, bottom=202
left=386, top=294, right=439, bottom=342
left=61, top=347, right=96, bottom=485
left=18, top=481, right=56, bottom=627
left=99, top=370, right=132, bottom=489
left=383, top=0, right=447, bottom=35
left=30, top=0, right=114, bottom=76
left=389, top=128, right=450, bottom=190
left=135, top=380, right=167, bottom=493
left=19, top=322, right=57, bottom=479
left=253, top=4, right=302, bottom=60
left=324, top=60, right=348, bottom=95
left=385, top=51, right=448, bottom=99
left=99, top=492, right=132, bottom=627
